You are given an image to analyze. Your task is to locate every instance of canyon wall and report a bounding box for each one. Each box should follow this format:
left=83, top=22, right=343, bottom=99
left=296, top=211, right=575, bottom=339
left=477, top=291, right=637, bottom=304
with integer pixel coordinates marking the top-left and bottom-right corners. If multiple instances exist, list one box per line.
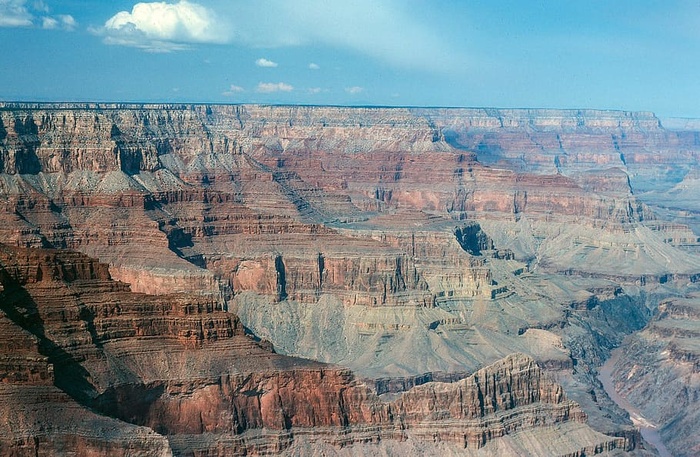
left=2, top=103, right=697, bottom=294
left=0, top=244, right=629, bottom=456
left=2, top=103, right=700, bottom=455
left=608, top=294, right=700, bottom=457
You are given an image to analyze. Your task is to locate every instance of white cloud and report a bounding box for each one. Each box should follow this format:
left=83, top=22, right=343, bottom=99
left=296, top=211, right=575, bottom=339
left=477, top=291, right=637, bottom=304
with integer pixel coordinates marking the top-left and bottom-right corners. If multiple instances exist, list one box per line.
left=96, top=1, right=460, bottom=69
left=0, top=0, right=33, bottom=27
left=308, top=87, right=324, bottom=94
left=308, top=63, right=320, bottom=70
left=0, top=0, right=75, bottom=29
left=209, top=0, right=458, bottom=72
left=222, top=84, right=245, bottom=96
left=40, top=15, right=55, bottom=28
left=42, top=14, right=76, bottom=30
left=255, top=58, right=278, bottom=68
left=257, top=82, right=293, bottom=93
left=99, top=1, right=229, bottom=52
left=57, top=14, right=76, bottom=30
left=345, top=86, right=364, bottom=94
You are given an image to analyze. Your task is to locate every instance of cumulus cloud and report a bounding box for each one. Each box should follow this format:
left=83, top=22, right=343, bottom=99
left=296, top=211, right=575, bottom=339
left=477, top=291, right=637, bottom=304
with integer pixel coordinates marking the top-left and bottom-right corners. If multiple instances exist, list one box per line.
left=308, top=63, right=320, bottom=70
left=98, top=1, right=229, bottom=52
left=0, top=0, right=33, bottom=27
left=255, top=58, right=278, bottom=68
left=96, top=1, right=459, bottom=69
left=345, top=86, right=364, bottom=94
left=40, top=15, right=54, bottom=28
left=257, top=82, right=293, bottom=93
left=57, top=14, right=76, bottom=29
left=222, top=84, right=245, bottom=96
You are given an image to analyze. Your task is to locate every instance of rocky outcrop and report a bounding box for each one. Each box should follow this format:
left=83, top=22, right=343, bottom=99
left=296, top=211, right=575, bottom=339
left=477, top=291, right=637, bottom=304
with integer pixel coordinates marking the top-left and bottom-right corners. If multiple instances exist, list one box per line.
left=0, top=249, right=173, bottom=456
left=608, top=294, right=700, bottom=457
left=425, top=107, right=692, bottom=176
left=1, top=103, right=695, bottom=290
left=0, top=244, right=628, bottom=456
left=2, top=103, right=700, bottom=455
left=0, top=104, right=668, bottom=219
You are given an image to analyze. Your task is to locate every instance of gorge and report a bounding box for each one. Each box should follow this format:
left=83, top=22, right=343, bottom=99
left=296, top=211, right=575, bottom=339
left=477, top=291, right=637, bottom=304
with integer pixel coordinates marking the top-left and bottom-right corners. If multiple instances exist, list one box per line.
left=0, top=102, right=699, bottom=456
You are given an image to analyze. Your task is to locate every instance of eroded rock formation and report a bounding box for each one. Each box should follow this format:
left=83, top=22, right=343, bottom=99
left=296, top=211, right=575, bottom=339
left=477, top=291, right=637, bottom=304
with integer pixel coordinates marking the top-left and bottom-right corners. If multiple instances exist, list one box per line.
left=608, top=295, right=700, bottom=457
left=0, top=244, right=629, bottom=456
left=1, top=102, right=700, bottom=455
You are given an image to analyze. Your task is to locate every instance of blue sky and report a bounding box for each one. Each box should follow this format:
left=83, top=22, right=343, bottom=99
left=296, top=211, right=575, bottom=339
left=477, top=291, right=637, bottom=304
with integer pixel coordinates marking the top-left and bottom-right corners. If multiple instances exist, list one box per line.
left=1, top=0, right=699, bottom=117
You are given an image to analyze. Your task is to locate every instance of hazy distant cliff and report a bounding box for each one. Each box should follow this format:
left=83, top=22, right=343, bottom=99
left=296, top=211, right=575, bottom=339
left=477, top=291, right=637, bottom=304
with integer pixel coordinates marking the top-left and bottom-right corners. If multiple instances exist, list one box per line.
left=0, top=103, right=680, bottom=174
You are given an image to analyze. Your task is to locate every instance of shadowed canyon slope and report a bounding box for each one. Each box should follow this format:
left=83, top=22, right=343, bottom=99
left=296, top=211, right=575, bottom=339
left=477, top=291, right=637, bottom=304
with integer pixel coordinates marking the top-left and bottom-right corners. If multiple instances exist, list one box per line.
left=1, top=103, right=699, bottom=455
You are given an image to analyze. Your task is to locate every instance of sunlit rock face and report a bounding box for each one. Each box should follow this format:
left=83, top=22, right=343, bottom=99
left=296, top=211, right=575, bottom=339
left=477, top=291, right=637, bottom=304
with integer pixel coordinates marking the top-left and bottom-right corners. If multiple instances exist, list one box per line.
left=1, top=102, right=700, bottom=455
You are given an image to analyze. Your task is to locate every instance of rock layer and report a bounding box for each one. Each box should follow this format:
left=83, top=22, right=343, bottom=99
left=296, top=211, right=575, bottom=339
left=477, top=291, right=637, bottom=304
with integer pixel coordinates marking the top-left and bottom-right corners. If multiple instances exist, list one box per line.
left=0, top=244, right=627, bottom=456
left=2, top=103, right=700, bottom=455
left=609, top=294, right=700, bottom=457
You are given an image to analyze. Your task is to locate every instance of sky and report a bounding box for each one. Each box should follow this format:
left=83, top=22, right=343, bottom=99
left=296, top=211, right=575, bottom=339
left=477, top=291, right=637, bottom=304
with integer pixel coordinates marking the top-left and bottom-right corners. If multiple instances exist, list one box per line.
left=1, top=0, right=699, bottom=118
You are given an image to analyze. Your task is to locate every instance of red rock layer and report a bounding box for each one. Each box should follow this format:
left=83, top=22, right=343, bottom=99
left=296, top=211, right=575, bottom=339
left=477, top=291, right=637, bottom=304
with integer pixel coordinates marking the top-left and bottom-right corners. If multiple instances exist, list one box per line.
left=1, top=103, right=692, bottom=303
left=0, top=103, right=693, bottom=455
left=0, top=104, right=665, bottom=220
left=0, top=244, right=629, bottom=455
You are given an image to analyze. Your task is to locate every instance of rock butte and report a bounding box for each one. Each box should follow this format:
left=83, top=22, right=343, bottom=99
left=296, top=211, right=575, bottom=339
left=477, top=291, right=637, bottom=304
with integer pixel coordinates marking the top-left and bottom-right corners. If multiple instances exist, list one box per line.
left=0, top=102, right=699, bottom=456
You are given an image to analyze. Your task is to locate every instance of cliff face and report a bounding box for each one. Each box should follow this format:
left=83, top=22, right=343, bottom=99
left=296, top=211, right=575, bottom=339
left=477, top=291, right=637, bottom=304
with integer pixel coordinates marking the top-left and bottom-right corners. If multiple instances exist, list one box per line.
left=0, top=244, right=627, bottom=456
left=422, top=107, right=700, bottom=252
left=0, top=248, right=174, bottom=456
left=1, top=103, right=695, bottom=295
left=609, top=294, right=700, bottom=457
left=1, top=103, right=700, bottom=455
left=425, top=107, right=692, bottom=176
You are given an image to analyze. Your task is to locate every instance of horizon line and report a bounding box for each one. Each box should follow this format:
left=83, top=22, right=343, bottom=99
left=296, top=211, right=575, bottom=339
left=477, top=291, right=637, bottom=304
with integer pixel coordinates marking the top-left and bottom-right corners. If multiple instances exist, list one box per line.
left=0, top=100, right=665, bottom=117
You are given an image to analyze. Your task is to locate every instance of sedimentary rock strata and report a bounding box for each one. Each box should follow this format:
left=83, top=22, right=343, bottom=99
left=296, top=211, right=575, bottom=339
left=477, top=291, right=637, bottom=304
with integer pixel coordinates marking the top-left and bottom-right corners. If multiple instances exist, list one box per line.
left=609, top=295, right=700, bottom=457
left=1, top=102, right=700, bottom=454
left=0, top=244, right=628, bottom=456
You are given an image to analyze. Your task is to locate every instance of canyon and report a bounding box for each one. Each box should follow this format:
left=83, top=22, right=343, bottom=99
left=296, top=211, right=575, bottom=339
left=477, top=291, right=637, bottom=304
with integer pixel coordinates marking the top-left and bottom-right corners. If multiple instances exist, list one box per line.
left=0, top=102, right=699, bottom=455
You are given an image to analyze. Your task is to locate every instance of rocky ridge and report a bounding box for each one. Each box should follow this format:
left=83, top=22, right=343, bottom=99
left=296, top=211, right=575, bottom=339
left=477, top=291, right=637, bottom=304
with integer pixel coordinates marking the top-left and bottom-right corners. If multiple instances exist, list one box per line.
left=0, top=244, right=627, bottom=456
left=2, top=103, right=700, bottom=455
left=608, top=294, right=700, bottom=457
